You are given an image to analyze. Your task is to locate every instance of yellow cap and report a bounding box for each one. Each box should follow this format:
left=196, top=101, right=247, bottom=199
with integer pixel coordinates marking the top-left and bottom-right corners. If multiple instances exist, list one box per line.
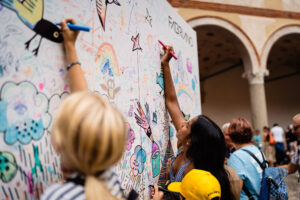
left=168, top=169, right=221, bottom=200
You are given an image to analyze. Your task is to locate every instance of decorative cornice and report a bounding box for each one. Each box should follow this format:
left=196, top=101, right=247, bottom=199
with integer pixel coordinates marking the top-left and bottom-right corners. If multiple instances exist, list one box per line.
left=168, top=0, right=300, bottom=20
left=242, top=71, right=269, bottom=85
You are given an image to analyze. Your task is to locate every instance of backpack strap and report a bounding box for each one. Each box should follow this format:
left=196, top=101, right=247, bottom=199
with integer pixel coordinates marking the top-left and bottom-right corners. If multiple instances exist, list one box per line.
left=241, top=149, right=268, bottom=170
left=242, top=184, right=255, bottom=200
left=240, top=148, right=267, bottom=199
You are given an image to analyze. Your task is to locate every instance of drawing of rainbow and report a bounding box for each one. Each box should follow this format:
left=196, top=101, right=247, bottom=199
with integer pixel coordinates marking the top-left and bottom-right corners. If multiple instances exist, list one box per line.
left=176, top=84, right=193, bottom=100
left=95, top=43, right=120, bottom=76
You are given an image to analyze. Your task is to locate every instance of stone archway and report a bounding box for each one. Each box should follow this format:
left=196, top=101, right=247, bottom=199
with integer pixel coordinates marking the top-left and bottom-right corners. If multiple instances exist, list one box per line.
left=261, top=25, right=300, bottom=128
left=189, top=16, right=268, bottom=131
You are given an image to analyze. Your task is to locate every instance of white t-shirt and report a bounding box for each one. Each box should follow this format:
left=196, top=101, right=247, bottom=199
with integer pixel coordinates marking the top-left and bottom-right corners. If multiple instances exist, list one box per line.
left=270, top=126, right=284, bottom=143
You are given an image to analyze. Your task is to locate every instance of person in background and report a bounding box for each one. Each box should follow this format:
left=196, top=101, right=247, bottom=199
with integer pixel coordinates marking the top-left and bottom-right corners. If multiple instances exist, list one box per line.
left=222, top=123, right=236, bottom=161
left=252, top=129, right=262, bottom=150
left=280, top=114, right=300, bottom=174
left=227, top=118, right=265, bottom=200
left=152, top=169, right=222, bottom=200
left=279, top=114, right=300, bottom=200
left=161, top=46, right=235, bottom=200
left=263, top=126, right=276, bottom=167
left=285, top=124, right=298, bottom=159
left=271, top=123, right=286, bottom=165
left=41, top=19, right=137, bottom=200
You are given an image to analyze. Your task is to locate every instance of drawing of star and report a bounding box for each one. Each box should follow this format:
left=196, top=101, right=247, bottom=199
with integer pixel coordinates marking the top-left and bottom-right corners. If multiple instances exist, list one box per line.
left=131, top=33, right=142, bottom=51
left=145, top=8, right=152, bottom=27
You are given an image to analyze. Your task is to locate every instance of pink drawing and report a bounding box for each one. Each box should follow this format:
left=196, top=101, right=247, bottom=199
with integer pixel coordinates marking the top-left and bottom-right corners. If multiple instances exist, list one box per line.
left=126, top=123, right=135, bottom=151
left=27, top=172, right=34, bottom=198
left=131, top=33, right=142, bottom=51
left=186, top=58, right=192, bottom=73
left=39, top=83, right=44, bottom=90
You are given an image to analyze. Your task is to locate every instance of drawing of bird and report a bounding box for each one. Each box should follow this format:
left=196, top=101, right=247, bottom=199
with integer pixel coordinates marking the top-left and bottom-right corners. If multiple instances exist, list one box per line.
left=106, top=0, right=120, bottom=6
left=100, top=79, right=120, bottom=99
left=0, top=0, right=63, bottom=56
left=96, top=0, right=121, bottom=31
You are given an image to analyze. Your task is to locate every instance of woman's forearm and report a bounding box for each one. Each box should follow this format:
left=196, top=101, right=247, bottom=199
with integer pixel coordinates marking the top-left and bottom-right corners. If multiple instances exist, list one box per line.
left=161, top=61, right=178, bottom=104
left=65, top=44, right=88, bottom=93
left=161, top=60, right=185, bottom=131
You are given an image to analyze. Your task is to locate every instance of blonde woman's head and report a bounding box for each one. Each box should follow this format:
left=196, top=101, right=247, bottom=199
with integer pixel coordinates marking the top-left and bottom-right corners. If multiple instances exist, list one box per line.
left=51, top=92, right=127, bottom=200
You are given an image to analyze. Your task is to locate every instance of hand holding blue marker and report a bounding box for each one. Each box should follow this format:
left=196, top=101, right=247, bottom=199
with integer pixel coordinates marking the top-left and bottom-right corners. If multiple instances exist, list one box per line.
left=56, top=23, right=90, bottom=32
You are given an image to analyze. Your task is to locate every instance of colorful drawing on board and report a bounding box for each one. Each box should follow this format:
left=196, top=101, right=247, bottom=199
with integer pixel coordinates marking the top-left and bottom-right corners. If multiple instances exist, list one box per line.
left=130, top=145, right=146, bottom=176
left=145, top=8, right=152, bottom=27
left=176, top=84, right=193, bottom=101
left=152, top=110, right=157, bottom=126
left=126, top=123, right=135, bottom=151
left=0, top=0, right=63, bottom=56
left=169, top=125, right=174, bottom=137
left=31, top=145, right=43, bottom=176
left=181, top=111, right=191, bottom=121
left=131, top=33, right=142, bottom=51
left=0, top=25, right=22, bottom=77
left=128, top=105, right=134, bottom=117
left=144, top=102, right=150, bottom=125
left=0, top=152, right=18, bottom=183
left=156, top=71, right=164, bottom=94
left=186, top=58, right=192, bottom=73
left=96, top=0, right=121, bottom=31
left=100, top=79, right=120, bottom=100
left=134, top=102, right=160, bottom=177
left=158, top=139, right=173, bottom=186
left=0, top=81, right=50, bottom=145
left=95, top=43, right=120, bottom=77
left=192, top=79, right=196, bottom=91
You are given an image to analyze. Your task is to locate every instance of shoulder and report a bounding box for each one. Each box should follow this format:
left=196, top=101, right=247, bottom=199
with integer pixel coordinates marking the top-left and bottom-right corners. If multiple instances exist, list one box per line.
left=225, top=165, right=239, bottom=181
left=227, top=151, right=244, bottom=168
left=41, top=182, right=85, bottom=200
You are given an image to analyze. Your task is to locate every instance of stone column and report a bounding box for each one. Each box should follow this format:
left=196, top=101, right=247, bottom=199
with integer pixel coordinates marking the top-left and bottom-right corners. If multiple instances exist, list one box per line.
left=243, top=72, right=268, bottom=132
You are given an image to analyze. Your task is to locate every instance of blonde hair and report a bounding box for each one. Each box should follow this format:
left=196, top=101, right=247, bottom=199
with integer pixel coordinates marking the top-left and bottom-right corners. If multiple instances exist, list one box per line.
left=52, top=92, right=127, bottom=200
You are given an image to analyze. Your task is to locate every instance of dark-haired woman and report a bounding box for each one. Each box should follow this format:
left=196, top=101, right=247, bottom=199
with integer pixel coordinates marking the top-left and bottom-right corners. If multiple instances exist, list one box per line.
left=227, top=118, right=266, bottom=200
left=160, top=47, right=235, bottom=200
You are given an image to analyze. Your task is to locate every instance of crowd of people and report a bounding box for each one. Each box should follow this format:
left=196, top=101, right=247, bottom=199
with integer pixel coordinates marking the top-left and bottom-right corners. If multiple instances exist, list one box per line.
left=40, top=19, right=299, bottom=200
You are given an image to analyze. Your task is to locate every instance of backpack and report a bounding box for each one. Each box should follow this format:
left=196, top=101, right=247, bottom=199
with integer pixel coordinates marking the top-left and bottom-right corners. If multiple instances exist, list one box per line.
left=241, top=149, right=288, bottom=200
left=268, top=132, right=276, bottom=145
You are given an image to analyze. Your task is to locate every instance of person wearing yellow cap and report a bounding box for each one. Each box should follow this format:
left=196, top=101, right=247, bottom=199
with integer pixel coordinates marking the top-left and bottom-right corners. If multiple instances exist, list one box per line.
left=151, top=169, right=221, bottom=200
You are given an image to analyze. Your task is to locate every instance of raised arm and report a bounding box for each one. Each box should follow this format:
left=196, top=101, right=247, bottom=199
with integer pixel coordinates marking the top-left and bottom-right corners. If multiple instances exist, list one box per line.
left=161, top=46, right=186, bottom=131
left=61, top=19, right=88, bottom=93
left=279, top=162, right=299, bottom=174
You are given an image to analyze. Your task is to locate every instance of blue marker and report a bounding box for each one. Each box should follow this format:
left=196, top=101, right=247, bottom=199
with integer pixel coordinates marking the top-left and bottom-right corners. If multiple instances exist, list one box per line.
left=55, top=23, right=90, bottom=32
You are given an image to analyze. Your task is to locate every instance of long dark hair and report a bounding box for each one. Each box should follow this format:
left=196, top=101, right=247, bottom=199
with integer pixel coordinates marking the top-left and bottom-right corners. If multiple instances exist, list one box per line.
left=186, top=115, right=235, bottom=200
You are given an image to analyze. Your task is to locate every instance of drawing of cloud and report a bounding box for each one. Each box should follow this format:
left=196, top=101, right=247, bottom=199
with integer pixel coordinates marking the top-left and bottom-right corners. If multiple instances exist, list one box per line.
left=0, top=81, right=50, bottom=145
left=48, top=92, right=69, bottom=129
left=130, top=145, right=146, bottom=176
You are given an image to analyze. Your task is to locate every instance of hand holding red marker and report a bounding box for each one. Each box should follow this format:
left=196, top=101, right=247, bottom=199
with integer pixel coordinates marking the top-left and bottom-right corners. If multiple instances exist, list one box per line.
left=158, top=40, right=177, bottom=60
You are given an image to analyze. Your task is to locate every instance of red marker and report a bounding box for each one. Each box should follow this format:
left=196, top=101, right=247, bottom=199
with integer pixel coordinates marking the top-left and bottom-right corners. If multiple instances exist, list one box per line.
left=158, top=40, right=177, bottom=60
